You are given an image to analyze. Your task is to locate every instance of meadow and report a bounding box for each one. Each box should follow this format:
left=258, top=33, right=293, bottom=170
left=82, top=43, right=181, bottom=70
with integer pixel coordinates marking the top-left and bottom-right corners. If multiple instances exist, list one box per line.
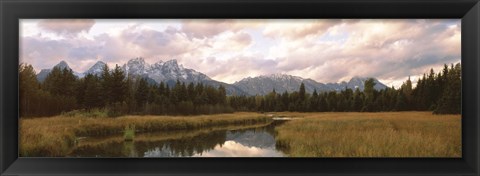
left=274, top=112, right=461, bottom=157
left=19, top=111, right=461, bottom=157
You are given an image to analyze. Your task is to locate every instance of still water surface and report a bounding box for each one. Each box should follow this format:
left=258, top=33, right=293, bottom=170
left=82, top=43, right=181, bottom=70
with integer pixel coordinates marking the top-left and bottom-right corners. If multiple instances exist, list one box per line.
left=69, top=120, right=288, bottom=157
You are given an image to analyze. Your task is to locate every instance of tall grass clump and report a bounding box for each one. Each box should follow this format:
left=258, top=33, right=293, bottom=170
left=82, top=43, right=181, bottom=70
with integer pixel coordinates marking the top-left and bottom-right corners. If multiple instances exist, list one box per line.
left=124, top=125, right=135, bottom=141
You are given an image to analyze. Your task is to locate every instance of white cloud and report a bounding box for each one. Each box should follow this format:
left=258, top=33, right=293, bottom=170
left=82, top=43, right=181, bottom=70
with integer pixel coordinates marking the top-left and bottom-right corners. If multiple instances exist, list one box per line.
left=20, top=19, right=461, bottom=87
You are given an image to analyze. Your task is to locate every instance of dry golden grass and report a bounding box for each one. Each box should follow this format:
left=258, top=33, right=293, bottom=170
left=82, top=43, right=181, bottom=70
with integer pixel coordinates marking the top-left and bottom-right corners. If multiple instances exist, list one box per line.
left=19, top=112, right=270, bottom=157
left=20, top=111, right=461, bottom=157
left=275, top=111, right=461, bottom=157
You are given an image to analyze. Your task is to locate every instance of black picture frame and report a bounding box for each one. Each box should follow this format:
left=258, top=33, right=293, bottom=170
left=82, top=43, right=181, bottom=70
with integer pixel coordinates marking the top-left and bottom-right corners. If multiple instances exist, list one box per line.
left=1, top=0, right=479, bottom=175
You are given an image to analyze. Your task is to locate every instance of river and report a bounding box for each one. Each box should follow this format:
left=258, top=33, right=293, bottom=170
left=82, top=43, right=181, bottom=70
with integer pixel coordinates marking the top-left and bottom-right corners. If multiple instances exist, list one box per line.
left=68, top=119, right=289, bottom=157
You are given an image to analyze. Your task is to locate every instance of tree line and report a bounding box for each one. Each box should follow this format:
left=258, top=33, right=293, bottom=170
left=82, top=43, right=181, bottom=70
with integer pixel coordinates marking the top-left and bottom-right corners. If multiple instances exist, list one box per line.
left=19, top=63, right=461, bottom=117
left=228, top=63, right=461, bottom=114
left=19, top=64, right=232, bottom=117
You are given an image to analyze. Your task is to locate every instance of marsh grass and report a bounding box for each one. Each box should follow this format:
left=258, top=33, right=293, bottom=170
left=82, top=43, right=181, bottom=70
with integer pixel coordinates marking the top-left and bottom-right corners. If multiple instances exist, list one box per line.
left=20, top=111, right=461, bottom=157
left=275, top=112, right=461, bottom=157
left=19, top=112, right=270, bottom=157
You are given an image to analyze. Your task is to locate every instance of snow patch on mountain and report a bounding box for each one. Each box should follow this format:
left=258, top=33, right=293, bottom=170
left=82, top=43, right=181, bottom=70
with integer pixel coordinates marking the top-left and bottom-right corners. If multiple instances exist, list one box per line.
left=233, top=74, right=388, bottom=96
left=121, top=58, right=211, bottom=84
left=36, top=60, right=84, bottom=82
left=83, top=61, right=106, bottom=76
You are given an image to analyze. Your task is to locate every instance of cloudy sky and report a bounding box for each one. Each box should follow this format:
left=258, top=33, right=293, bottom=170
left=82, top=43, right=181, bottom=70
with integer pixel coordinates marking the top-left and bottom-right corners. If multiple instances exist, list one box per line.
left=20, top=19, right=460, bottom=87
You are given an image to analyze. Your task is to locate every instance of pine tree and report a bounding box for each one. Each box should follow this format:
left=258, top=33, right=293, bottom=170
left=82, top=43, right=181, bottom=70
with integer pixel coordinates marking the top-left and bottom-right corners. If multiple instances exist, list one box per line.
left=83, top=74, right=102, bottom=110
left=125, top=76, right=136, bottom=113
left=362, top=78, right=376, bottom=111
left=395, top=90, right=408, bottom=111
left=61, top=68, right=78, bottom=96
left=135, top=78, right=149, bottom=110
left=299, top=83, right=306, bottom=101
left=100, top=64, right=111, bottom=105
left=426, top=68, right=438, bottom=110
left=179, top=82, right=188, bottom=102
left=318, top=95, right=328, bottom=112
left=43, top=67, right=64, bottom=96
left=400, top=77, right=413, bottom=109
left=156, top=81, right=163, bottom=94
left=110, top=65, right=127, bottom=103
left=309, top=89, right=319, bottom=111
left=218, top=85, right=227, bottom=105
left=19, top=64, right=40, bottom=116
left=352, top=88, right=363, bottom=111
left=434, top=63, right=461, bottom=114
left=187, top=82, right=196, bottom=101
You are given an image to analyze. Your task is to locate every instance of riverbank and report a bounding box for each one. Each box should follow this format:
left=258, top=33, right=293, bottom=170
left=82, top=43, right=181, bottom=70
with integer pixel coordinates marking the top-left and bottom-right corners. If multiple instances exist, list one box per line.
left=275, top=111, right=461, bottom=157
left=20, top=112, right=271, bottom=157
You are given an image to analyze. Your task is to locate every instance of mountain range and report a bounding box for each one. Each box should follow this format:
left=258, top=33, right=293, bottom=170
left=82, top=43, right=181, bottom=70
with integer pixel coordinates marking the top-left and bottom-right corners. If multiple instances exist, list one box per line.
left=35, top=58, right=388, bottom=96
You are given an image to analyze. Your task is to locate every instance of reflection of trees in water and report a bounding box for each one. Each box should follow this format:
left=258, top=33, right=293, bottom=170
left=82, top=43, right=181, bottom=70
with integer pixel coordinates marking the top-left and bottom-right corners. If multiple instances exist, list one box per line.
left=230, top=120, right=285, bottom=137
left=225, top=120, right=288, bottom=149
left=123, top=141, right=138, bottom=157
left=69, top=131, right=226, bottom=157
left=69, top=120, right=288, bottom=157
left=227, top=128, right=274, bottom=148
left=69, top=140, right=126, bottom=157
left=139, top=131, right=226, bottom=157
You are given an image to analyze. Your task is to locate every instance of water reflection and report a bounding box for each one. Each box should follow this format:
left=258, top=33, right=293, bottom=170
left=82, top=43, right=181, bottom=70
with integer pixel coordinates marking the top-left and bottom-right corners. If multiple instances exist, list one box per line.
left=69, top=120, right=287, bottom=157
left=192, top=140, right=283, bottom=157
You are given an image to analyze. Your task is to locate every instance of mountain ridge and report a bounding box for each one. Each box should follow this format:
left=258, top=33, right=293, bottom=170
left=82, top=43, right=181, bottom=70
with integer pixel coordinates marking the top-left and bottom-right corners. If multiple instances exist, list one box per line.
left=35, top=59, right=388, bottom=95
left=36, top=60, right=84, bottom=82
left=233, top=73, right=387, bottom=95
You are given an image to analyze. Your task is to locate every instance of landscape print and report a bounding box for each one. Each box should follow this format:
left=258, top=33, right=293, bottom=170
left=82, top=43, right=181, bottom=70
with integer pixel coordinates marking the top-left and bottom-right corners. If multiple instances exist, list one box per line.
left=19, top=19, right=461, bottom=157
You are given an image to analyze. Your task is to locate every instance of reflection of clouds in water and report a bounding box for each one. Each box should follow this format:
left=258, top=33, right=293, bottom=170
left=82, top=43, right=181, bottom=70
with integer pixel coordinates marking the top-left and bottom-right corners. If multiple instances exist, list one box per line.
left=140, top=125, right=283, bottom=157
left=193, top=141, right=284, bottom=157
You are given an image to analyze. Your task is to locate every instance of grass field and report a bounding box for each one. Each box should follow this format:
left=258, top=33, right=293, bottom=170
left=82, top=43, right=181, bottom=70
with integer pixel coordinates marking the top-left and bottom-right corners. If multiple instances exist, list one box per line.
left=274, top=112, right=461, bottom=157
left=20, top=111, right=461, bottom=157
left=19, top=112, right=271, bottom=157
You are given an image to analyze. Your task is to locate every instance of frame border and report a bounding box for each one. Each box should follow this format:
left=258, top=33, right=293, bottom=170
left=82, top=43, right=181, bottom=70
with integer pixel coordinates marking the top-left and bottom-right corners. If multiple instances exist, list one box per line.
left=1, top=0, right=479, bottom=175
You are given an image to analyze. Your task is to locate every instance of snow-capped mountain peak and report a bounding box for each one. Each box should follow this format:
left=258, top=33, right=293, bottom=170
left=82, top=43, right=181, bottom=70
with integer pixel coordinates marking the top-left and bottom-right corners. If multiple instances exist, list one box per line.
left=328, top=76, right=387, bottom=91
left=92, top=61, right=106, bottom=68
left=84, top=61, right=106, bottom=76
left=36, top=60, right=84, bottom=81
left=34, top=58, right=388, bottom=96
left=120, top=58, right=211, bottom=84
left=271, top=73, right=304, bottom=81
left=233, top=73, right=324, bottom=95
left=123, top=57, right=150, bottom=76
left=233, top=74, right=388, bottom=95
left=164, top=59, right=187, bottom=71
left=164, top=59, right=178, bottom=67
left=151, top=60, right=164, bottom=68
